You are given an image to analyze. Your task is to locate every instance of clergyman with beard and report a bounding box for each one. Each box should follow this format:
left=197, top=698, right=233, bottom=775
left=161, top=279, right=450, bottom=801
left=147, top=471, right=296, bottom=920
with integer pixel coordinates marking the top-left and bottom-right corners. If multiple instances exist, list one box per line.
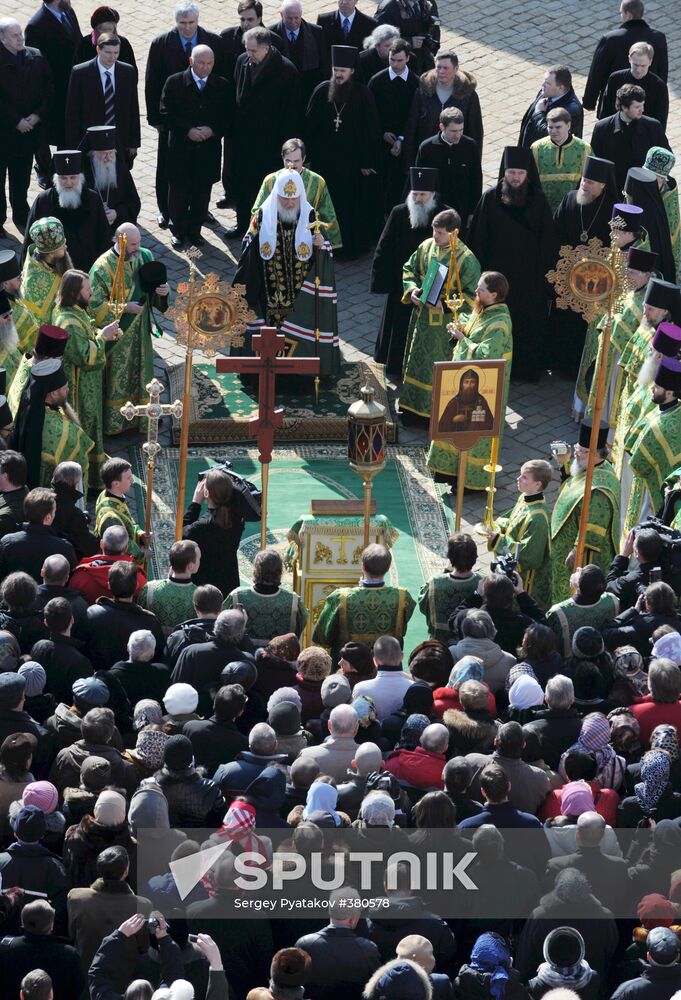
left=436, top=367, right=494, bottom=432
left=468, top=145, right=555, bottom=381
left=21, top=216, right=72, bottom=326
left=0, top=250, right=39, bottom=363
left=22, top=150, right=110, bottom=272
left=550, top=418, right=620, bottom=604
left=372, top=165, right=444, bottom=376
left=233, top=168, right=340, bottom=377
left=84, top=125, right=141, bottom=230
left=305, top=44, right=382, bottom=257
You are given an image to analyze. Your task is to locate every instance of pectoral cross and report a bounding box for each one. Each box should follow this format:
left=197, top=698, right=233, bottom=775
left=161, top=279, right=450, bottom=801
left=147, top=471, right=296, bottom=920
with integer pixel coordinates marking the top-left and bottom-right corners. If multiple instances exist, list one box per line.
left=333, top=111, right=342, bottom=131
left=120, top=378, right=183, bottom=548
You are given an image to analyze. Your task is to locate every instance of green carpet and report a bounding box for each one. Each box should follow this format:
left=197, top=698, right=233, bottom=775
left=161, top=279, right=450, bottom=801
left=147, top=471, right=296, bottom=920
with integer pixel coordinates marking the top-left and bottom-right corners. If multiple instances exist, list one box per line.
left=166, top=358, right=396, bottom=444
left=131, top=444, right=454, bottom=657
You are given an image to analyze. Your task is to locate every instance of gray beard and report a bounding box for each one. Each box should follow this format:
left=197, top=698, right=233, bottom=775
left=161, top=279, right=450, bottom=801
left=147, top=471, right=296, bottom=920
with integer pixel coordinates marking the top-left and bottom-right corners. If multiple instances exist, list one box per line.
left=638, top=352, right=660, bottom=386
left=54, top=174, right=84, bottom=209
left=407, top=193, right=436, bottom=229
left=91, top=157, right=117, bottom=193
left=576, top=189, right=598, bottom=206
left=0, top=321, right=19, bottom=353
left=570, top=457, right=585, bottom=478
left=278, top=206, right=300, bottom=224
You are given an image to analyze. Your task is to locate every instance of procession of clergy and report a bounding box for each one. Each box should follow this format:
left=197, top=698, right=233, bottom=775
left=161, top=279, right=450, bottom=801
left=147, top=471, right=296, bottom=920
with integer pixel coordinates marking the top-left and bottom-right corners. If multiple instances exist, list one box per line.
left=0, top=0, right=679, bottom=616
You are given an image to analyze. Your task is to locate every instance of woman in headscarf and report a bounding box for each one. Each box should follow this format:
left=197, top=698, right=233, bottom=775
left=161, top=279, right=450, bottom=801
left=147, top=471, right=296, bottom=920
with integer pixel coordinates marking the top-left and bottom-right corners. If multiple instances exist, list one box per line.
left=652, top=631, right=681, bottom=666
left=528, top=927, right=599, bottom=1000
left=395, top=714, right=431, bottom=751
left=609, top=646, right=649, bottom=706
left=122, top=726, right=169, bottom=781
left=505, top=675, right=544, bottom=725
left=543, top=780, right=623, bottom=857
left=254, top=634, right=300, bottom=700
left=559, top=713, right=626, bottom=791
left=382, top=680, right=435, bottom=748
left=351, top=694, right=383, bottom=746
left=433, top=656, right=497, bottom=719
left=456, top=932, right=530, bottom=1000
left=618, top=749, right=681, bottom=826
left=302, top=780, right=343, bottom=827
left=608, top=708, right=643, bottom=766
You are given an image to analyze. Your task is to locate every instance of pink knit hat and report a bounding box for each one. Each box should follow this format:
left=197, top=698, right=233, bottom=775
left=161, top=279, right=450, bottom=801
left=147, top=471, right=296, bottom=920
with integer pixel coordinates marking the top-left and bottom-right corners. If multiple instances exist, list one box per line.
left=22, top=781, right=59, bottom=815
left=560, top=780, right=596, bottom=817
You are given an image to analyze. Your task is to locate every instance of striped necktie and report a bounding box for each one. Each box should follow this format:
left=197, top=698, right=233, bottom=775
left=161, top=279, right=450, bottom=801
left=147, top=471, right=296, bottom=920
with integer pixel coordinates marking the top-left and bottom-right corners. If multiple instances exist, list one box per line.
left=104, top=70, right=115, bottom=125
left=342, top=16, right=350, bottom=37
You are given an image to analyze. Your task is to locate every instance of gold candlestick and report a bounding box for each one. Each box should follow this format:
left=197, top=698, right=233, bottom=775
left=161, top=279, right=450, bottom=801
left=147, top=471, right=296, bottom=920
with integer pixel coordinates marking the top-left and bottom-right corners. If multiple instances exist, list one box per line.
left=475, top=435, right=502, bottom=535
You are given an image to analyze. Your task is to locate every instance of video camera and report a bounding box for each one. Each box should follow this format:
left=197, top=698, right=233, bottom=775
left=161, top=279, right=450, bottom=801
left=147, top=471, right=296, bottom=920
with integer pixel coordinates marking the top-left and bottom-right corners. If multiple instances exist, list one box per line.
left=491, top=552, right=519, bottom=585
left=198, top=461, right=262, bottom=522
left=634, top=517, right=681, bottom=595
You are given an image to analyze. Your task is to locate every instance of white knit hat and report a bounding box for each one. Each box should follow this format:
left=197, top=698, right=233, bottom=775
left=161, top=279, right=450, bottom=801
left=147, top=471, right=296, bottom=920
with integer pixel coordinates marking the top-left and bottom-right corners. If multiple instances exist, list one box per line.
left=94, top=789, right=126, bottom=827
left=163, top=683, right=199, bottom=715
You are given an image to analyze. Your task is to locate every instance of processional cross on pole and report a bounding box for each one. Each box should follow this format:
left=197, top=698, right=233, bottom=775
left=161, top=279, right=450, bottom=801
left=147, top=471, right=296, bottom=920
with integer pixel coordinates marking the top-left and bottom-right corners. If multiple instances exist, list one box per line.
left=216, top=327, right=320, bottom=549
left=120, top=378, right=183, bottom=550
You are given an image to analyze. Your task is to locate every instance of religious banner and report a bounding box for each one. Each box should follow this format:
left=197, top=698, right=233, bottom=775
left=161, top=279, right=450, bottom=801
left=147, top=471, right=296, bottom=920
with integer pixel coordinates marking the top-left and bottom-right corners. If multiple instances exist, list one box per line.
left=430, top=359, right=507, bottom=451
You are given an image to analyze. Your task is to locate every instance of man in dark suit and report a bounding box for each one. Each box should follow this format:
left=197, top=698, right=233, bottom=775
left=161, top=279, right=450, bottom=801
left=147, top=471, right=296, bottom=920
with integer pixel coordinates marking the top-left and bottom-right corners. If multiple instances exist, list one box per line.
left=160, top=45, right=231, bottom=249
left=368, top=39, right=419, bottom=212
left=269, top=0, right=328, bottom=103
left=0, top=19, right=53, bottom=237
left=24, top=0, right=82, bottom=182
left=65, top=34, right=140, bottom=166
left=316, top=0, right=378, bottom=55
left=598, top=40, right=668, bottom=127
left=583, top=0, right=667, bottom=112
left=518, top=64, right=583, bottom=147
left=221, top=1, right=284, bottom=80
left=146, top=4, right=222, bottom=228
left=590, top=82, right=670, bottom=191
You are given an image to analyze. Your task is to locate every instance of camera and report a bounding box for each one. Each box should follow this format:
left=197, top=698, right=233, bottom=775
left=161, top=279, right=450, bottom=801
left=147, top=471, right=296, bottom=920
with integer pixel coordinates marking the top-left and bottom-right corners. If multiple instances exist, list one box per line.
left=491, top=552, right=518, bottom=584
left=146, top=916, right=160, bottom=933
left=197, top=461, right=262, bottom=522
left=634, top=517, right=681, bottom=594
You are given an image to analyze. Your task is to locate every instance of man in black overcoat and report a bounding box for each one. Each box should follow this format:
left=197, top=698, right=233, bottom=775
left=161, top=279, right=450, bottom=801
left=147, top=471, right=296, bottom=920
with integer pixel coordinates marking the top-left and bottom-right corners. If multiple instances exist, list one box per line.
left=160, top=45, right=232, bottom=248
left=415, top=107, right=481, bottom=236
left=518, top=64, right=583, bottom=147
left=597, top=42, right=668, bottom=126
left=590, top=82, right=669, bottom=192
left=65, top=34, right=140, bottom=166
left=269, top=0, right=329, bottom=103
left=582, top=0, right=667, bottom=112
left=372, top=166, right=444, bottom=377
left=146, top=5, right=222, bottom=227
left=0, top=20, right=53, bottom=236
left=316, top=0, right=377, bottom=54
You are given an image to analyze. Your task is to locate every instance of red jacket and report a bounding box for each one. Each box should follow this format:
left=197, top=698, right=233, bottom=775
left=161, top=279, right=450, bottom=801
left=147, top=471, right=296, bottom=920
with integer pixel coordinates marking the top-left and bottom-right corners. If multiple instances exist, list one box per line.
left=631, top=696, right=681, bottom=747
left=539, top=779, right=619, bottom=827
left=384, top=746, right=446, bottom=789
left=69, top=554, right=147, bottom=605
left=432, top=685, right=497, bottom=719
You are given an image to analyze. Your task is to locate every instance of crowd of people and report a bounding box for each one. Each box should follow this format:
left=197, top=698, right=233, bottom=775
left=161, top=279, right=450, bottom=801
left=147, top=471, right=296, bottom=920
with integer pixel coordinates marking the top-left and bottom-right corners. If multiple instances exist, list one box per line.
left=1, top=0, right=681, bottom=997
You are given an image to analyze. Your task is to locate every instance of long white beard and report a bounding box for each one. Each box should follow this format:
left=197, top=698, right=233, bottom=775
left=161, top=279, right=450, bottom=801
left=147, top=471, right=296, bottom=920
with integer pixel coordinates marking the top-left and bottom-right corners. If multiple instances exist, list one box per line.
left=91, top=157, right=117, bottom=194
left=54, top=174, right=85, bottom=209
left=278, top=205, right=300, bottom=225
left=0, top=320, right=19, bottom=353
left=407, top=192, right=436, bottom=229
left=576, top=189, right=598, bottom=206
left=638, top=352, right=660, bottom=386
left=570, top=457, right=585, bottom=478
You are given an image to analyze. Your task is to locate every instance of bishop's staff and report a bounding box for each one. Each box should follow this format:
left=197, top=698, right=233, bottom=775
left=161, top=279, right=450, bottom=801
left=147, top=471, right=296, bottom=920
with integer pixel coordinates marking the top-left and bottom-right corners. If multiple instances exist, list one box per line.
left=444, top=229, right=465, bottom=322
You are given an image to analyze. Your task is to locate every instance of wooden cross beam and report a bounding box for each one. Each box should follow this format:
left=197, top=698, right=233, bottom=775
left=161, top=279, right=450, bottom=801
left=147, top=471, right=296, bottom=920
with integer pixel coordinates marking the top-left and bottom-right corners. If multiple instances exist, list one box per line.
left=216, top=326, right=320, bottom=547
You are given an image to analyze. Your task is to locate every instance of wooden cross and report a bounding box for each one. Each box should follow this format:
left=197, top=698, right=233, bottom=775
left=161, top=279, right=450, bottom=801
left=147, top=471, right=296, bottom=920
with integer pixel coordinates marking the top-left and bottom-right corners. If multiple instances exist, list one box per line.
left=120, top=378, right=183, bottom=547
left=216, top=326, right=320, bottom=548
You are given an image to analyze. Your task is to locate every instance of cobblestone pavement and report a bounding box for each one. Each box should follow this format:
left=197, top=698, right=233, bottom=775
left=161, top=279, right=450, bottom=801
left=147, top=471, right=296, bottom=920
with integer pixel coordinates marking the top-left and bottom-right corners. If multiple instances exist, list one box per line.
left=5, top=0, right=680, bottom=554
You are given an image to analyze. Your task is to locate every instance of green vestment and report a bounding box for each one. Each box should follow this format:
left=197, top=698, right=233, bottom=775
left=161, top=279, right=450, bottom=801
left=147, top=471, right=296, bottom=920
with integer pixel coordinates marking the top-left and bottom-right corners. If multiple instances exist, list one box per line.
left=610, top=293, right=648, bottom=475
left=400, top=237, right=481, bottom=418
left=20, top=251, right=60, bottom=324
left=626, top=401, right=681, bottom=529
left=490, top=495, right=552, bottom=609
left=52, top=304, right=107, bottom=487
left=550, top=462, right=620, bottom=604
left=531, top=135, right=591, bottom=213
left=95, top=490, right=145, bottom=564
left=662, top=180, right=680, bottom=279
left=138, top=578, right=198, bottom=636
left=12, top=297, right=39, bottom=354
left=546, top=592, right=621, bottom=657
left=89, top=247, right=164, bottom=435
left=573, top=313, right=605, bottom=420
left=418, top=572, right=482, bottom=643
left=426, top=303, right=512, bottom=488
left=226, top=586, right=309, bottom=645
left=40, top=406, right=94, bottom=493
left=250, top=168, right=342, bottom=250
left=312, top=583, right=416, bottom=663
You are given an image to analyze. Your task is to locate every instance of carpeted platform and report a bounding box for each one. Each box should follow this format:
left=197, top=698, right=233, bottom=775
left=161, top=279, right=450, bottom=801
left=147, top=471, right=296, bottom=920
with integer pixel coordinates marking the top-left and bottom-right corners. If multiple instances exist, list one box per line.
left=166, top=358, right=397, bottom=444
left=131, top=444, right=454, bottom=654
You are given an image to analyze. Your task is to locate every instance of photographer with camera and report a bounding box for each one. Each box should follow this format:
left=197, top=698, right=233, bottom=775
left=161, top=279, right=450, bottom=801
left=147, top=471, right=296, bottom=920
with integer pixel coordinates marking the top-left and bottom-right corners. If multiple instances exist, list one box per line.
left=606, top=526, right=667, bottom=610
left=183, top=467, right=255, bottom=598
left=450, top=570, right=546, bottom=656
left=603, top=580, right=680, bottom=657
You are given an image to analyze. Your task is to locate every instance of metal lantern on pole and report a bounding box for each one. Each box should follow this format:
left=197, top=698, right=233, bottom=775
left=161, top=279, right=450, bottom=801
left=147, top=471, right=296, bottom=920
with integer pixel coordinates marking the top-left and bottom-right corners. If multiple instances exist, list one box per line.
left=348, top=385, right=387, bottom=548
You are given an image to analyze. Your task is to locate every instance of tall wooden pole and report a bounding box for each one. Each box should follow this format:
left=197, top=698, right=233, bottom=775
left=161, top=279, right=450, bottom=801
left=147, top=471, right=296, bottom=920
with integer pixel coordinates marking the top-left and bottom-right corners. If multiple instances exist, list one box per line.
left=260, top=462, right=269, bottom=550
left=175, top=339, right=193, bottom=540
left=454, top=451, right=468, bottom=530
left=574, top=293, right=614, bottom=570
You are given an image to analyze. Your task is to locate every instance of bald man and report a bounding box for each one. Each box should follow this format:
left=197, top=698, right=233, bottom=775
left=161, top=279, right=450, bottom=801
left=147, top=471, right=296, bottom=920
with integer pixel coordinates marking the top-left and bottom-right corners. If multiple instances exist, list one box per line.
left=89, top=224, right=169, bottom=434
left=160, top=44, right=232, bottom=248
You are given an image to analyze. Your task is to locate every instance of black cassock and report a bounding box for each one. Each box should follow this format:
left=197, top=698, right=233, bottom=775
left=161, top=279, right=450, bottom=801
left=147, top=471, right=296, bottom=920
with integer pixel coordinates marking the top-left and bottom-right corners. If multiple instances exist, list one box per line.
left=22, top=187, right=110, bottom=272
left=83, top=155, right=141, bottom=229
left=371, top=199, right=442, bottom=377
left=368, top=68, right=420, bottom=213
left=305, top=80, right=382, bottom=257
left=468, top=181, right=556, bottom=380
left=550, top=189, right=616, bottom=375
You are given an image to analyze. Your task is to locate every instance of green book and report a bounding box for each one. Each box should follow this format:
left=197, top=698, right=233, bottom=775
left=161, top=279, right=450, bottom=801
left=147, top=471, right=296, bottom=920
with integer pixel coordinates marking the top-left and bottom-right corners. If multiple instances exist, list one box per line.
left=420, top=258, right=448, bottom=307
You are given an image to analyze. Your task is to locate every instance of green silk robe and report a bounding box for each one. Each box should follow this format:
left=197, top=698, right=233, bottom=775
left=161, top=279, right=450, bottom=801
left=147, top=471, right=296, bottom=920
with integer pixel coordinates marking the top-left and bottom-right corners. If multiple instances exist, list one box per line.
left=400, top=237, right=481, bottom=418
left=531, top=135, right=591, bottom=213
left=250, top=167, right=342, bottom=250
left=312, top=583, right=416, bottom=664
left=426, top=302, right=512, bottom=488
left=546, top=592, right=620, bottom=657
left=417, top=572, right=482, bottom=643
left=610, top=293, right=648, bottom=475
left=226, top=586, right=309, bottom=645
left=662, top=180, right=680, bottom=279
left=40, top=406, right=94, bottom=493
left=138, top=578, right=198, bottom=637
left=89, top=247, right=163, bottom=435
left=95, top=490, right=145, bottom=564
left=20, top=252, right=60, bottom=324
left=490, top=494, right=552, bottom=609
left=626, top=401, right=681, bottom=529
left=12, top=297, right=39, bottom=355
left=52, top=304, right=107, bottom=487
left=550, top=462, right=620, bottom=604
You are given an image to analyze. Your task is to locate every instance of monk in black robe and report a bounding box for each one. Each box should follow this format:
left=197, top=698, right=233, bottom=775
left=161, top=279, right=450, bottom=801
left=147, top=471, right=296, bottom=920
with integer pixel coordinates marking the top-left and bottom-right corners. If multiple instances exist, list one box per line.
left=305, top=44, right=382, bottom=257
left=438, top=368, right=493, bottom=431
left=83, top=125, right=141, bottom=230
left=468, top=146, right=556, bottom=381
left=372, top=165, right=444, bottom=377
